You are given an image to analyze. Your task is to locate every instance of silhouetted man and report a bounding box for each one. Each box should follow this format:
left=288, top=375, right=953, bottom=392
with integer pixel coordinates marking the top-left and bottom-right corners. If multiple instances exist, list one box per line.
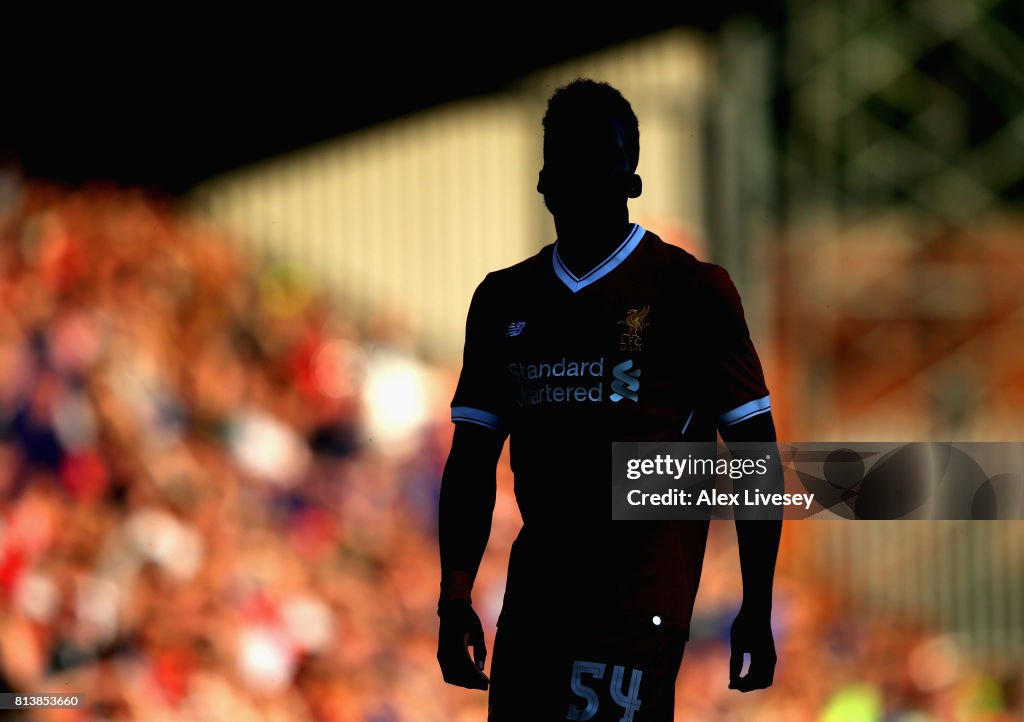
left=438, top=77, right=782, bottom=721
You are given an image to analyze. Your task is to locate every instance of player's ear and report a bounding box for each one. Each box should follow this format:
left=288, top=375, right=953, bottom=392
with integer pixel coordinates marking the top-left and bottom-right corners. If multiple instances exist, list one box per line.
left=627, top=173, right=642, bottom=198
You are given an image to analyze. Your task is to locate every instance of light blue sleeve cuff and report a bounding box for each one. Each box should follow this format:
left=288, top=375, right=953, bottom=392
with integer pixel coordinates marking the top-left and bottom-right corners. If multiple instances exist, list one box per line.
left=718, top=394, right=771, bottom=426
left=451, top=405, right=504, bottom=431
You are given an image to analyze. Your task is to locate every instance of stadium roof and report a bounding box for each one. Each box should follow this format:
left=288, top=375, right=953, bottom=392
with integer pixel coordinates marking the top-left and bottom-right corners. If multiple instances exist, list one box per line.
left=3, top=9, right=778, bottom=195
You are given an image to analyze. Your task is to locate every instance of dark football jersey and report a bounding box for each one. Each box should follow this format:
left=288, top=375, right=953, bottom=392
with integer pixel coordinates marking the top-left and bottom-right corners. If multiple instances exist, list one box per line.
left=450, top=223, right=771, bottom=638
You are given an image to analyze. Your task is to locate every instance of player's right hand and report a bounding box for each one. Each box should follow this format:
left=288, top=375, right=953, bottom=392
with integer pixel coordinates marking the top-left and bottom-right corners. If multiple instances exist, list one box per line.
left=437, top=599, right=490, bottom=690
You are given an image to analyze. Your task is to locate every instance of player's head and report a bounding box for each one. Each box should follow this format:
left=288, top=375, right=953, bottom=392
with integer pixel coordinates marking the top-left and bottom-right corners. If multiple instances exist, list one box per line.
left=537, top=78, right=641, bottom=214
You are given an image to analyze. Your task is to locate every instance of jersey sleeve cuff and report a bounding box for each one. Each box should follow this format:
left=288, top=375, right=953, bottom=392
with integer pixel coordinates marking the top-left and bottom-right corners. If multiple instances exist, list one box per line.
left=718, top=394, right=771, bottom=426
left=451, top=405, right=505, bottom=431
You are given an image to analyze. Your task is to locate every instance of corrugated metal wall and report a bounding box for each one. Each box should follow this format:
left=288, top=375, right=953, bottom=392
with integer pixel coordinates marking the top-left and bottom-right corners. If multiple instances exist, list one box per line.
left=186, top=29, right=716, bottom=362
left=188, top=100, right=535, bottom=361
left=784, top=521, right=1024, bottom=671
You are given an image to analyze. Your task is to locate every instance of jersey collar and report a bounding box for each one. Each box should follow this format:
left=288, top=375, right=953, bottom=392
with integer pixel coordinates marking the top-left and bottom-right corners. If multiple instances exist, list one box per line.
left=552, top=223, right=646, bottom=293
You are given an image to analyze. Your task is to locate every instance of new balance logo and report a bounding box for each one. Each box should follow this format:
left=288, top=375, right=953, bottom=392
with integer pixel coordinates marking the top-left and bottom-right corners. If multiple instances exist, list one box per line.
left=610, top=359, right=641, bottom=402
left=506, top=321, right=527, bottom=337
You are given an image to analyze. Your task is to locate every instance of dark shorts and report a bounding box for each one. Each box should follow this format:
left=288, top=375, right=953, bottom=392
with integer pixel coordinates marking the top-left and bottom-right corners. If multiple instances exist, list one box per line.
left=487, top=620, right=687, bottom=722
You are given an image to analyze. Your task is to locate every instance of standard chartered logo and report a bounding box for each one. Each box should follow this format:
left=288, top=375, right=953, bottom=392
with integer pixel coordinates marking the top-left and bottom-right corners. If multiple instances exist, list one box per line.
left=609, top=359, right=641, bottom=402
left=509, top=356, right=641, bottom=407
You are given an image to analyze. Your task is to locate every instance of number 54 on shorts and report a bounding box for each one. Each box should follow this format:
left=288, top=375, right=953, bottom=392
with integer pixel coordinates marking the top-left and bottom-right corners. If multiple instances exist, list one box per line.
left=567, top=659, right=643, bottom=722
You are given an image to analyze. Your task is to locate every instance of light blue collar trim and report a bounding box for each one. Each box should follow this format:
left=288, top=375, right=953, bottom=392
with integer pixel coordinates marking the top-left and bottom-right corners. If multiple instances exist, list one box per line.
left=552, top=223, right=646, bottom=293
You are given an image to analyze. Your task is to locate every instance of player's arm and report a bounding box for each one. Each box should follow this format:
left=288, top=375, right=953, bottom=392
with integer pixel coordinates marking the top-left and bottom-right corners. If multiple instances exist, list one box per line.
left=439, top=423, right=504, bottom=604
left=704, top=263, right=781, bottom=692
left=719, top=410, right=782, bottom=692
left=437, top=274, right=510, bottom=691
left=437, top=422, right=504, bottom=690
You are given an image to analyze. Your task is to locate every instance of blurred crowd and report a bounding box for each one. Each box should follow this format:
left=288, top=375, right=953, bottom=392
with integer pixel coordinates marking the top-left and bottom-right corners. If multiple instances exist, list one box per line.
left=0, top=177, right=1019, bottom=721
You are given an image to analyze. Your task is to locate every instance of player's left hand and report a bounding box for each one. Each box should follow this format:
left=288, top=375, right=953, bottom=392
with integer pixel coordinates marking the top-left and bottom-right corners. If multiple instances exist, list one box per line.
left=728, top=604, right=777, bottom=692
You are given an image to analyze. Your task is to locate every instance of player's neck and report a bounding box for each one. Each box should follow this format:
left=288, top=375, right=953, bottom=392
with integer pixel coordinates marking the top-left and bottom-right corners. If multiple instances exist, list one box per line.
left=553, top=211, right=632, bottom=278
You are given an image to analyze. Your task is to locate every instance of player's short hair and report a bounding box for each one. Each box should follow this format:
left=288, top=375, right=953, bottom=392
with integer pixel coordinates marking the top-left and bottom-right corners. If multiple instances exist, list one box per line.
left=541, top=78, right=640, bottom=173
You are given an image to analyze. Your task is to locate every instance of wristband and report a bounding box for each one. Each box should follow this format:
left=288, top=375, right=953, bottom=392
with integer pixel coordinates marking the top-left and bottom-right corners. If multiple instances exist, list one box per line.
left=439, top=569, right=474, bottom=605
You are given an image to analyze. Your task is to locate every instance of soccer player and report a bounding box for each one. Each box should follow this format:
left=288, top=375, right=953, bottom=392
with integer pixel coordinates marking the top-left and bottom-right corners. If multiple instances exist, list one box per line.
left=437, top=78, right=782, bottom=721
